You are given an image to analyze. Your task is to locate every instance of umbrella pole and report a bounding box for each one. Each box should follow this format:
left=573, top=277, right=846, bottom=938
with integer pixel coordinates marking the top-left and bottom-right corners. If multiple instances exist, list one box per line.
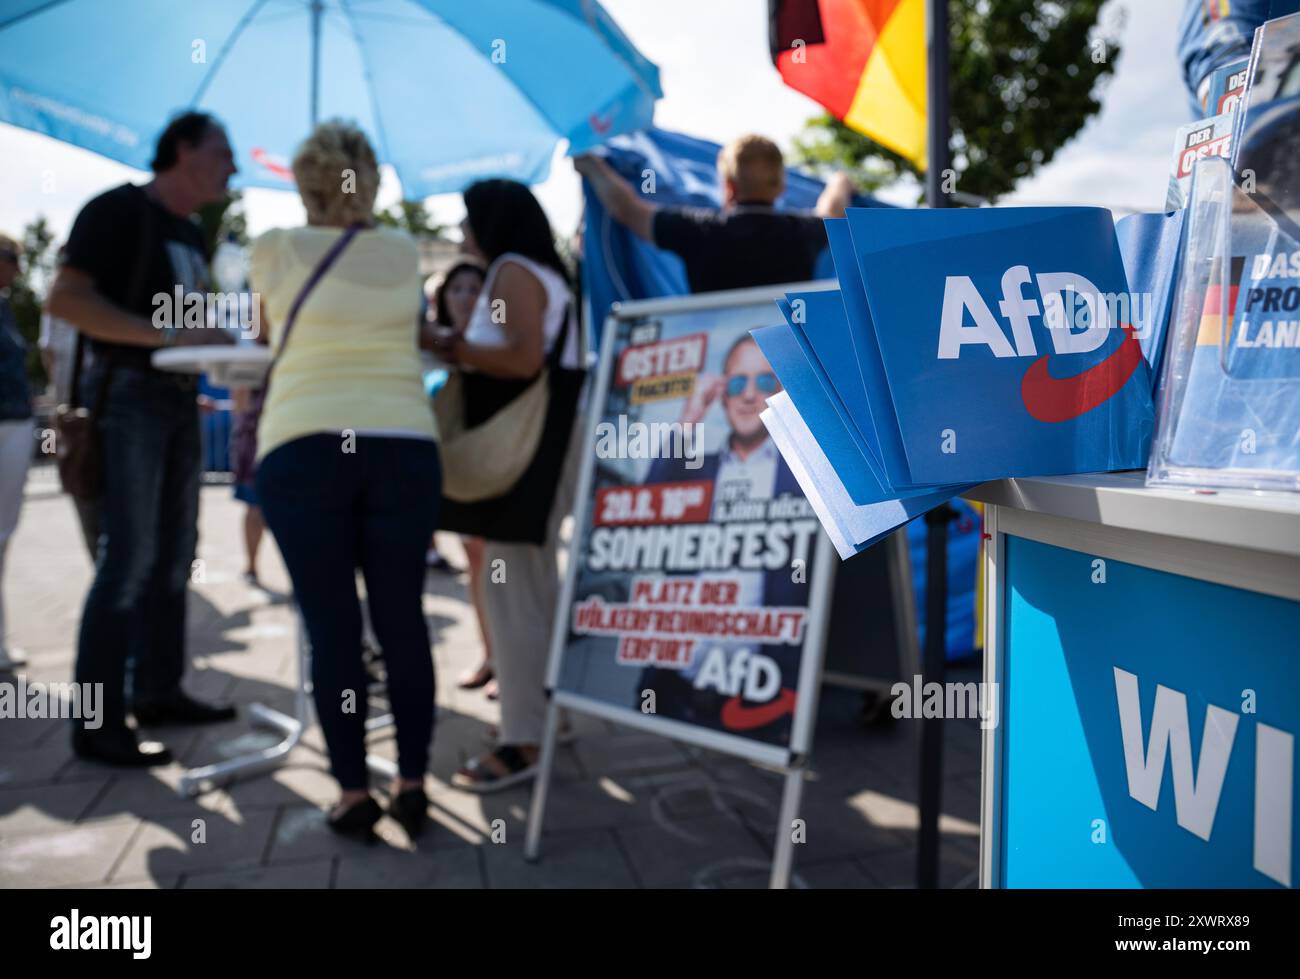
left=310, top=0, right=323, bottom=126
left=925, top=0, right=951, bottom=209
left=917, top=0, right=953, bottom=891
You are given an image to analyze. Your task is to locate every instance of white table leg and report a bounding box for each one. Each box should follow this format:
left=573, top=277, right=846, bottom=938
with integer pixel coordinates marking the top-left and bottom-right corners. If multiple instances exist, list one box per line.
left=178, top=609, right=312, bottom=798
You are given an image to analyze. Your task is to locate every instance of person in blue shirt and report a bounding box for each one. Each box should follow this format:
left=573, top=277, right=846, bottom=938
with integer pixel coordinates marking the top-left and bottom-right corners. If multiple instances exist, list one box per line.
left=1179, top=0, right=1300, bottom=114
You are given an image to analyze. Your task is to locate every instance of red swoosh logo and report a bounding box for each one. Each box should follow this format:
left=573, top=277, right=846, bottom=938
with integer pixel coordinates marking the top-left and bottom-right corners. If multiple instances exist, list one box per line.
left=720, top=688, right=796, bottom=730
left=1020, top=324, right=1144, bottom=423
left=251, top=147, right=294, bottom=182
left=589, top=111, right=613, bottom=135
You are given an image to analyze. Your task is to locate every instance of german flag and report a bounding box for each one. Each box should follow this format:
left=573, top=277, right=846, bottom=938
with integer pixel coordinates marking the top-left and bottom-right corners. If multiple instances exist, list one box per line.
left=769, top=0, right=927, bottom=169
left=1198, top=255, right=1246, bottom=346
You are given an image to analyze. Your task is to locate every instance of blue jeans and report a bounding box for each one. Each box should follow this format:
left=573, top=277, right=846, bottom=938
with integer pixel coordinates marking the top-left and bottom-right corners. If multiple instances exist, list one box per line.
left=257, top=434, right=442, bottom=789
left=75, top=366, right=201, bottom=730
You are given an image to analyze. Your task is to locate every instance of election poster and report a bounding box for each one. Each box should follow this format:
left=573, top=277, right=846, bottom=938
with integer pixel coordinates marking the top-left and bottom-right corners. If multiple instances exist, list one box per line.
left=545, top=287, right=838, bottom=762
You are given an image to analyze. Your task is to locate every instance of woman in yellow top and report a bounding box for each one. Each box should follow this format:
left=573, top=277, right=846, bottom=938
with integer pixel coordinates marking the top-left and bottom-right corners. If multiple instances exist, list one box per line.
left=250, top=121, right=439, bottom=842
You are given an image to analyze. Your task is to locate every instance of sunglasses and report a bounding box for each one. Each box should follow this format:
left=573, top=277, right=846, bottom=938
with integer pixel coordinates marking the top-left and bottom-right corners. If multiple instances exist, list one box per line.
left=0, top=249, right=18, bottom=264
left=725, top=371, right=778, bottom=397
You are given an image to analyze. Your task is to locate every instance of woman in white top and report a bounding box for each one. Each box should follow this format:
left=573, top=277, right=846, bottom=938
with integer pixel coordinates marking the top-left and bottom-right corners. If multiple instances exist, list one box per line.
left=431, top=179, right=582, bottom=792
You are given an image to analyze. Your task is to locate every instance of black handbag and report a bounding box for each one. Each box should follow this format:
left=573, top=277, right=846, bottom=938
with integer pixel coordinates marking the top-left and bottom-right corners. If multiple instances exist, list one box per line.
left=53, top=199, right=159, bottom=501
left=438, top=305, right=586, bottom=545
left=53, top=336, right=110, bottom=501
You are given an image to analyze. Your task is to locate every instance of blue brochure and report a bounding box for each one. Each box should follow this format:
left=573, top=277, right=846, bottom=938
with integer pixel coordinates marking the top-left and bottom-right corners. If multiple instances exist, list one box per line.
left=782, top=288, right=968, bottom=502
left=761, top=392, right=956, bottom=559
left=828, top=218, right=921, bottom=489
left=784, top=287, right=885, bottom=476
left=1114, top=209, right=1187, bottom=393
left=751, top=320, right=887, bottom=505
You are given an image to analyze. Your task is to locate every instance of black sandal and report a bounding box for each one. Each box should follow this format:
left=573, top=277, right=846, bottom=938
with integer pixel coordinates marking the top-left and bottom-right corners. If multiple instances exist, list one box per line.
left=456, top=664, right=495, bottom=690
left=451, top=745, right=537, bottom=794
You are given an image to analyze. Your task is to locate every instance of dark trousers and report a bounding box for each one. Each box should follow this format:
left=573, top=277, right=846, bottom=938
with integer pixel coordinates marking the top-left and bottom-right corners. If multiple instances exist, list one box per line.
left=257, top=434, right=441, bottom=789
left=72, top=496, right=100, bottom=562
left=75, top=366, right=201, bottom=731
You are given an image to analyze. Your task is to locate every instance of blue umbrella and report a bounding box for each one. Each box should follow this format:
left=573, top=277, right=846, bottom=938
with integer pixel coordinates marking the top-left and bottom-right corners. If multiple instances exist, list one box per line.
left=0, top=0, right=660, bottom=196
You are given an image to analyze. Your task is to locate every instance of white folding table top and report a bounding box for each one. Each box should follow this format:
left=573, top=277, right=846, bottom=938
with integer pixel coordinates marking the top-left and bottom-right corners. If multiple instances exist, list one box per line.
left=152, top=344, right=271, bottom=388
left=967, top=472, right=1300, bottom=560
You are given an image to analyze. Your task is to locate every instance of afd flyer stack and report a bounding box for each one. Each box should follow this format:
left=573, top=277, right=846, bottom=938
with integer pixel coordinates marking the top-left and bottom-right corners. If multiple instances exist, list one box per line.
left=755, top=206, right=1156, bottom=558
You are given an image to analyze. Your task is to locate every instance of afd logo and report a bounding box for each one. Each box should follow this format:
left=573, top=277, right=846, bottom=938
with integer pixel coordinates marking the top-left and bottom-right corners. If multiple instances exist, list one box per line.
left=937, top=266, right=1145, bottom=423
left=693, top=647, right=796, bottom=731
left=1114, top=668, right=1293, bottom=887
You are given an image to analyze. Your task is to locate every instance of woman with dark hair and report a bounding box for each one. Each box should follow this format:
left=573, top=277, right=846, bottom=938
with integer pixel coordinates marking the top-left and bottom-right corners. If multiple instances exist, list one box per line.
left=432, top=179, right=584, bottom=792
left=430, top=259, right=485, bottom=332
left=421, top=260, right=484, bottom=576
left=422, top=259, right=498, bottom=691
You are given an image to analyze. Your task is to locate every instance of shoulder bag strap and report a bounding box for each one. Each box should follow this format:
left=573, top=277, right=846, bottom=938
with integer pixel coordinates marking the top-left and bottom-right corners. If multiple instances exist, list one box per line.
left=262, top=223, right=364, bottom=398
left=67, top=329, right=86, bottom=410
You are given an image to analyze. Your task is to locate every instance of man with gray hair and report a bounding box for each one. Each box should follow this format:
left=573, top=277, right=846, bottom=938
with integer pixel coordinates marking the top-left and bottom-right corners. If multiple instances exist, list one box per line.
left=46, top=111, right=238, bottom=766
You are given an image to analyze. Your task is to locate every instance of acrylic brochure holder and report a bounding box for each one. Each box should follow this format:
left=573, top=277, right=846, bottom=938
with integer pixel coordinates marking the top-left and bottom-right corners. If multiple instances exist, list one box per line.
left=1147, top=156, right=1300, bottom=493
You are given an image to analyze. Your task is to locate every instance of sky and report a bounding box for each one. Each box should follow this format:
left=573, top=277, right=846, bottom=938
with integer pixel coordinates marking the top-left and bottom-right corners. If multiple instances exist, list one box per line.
left=0, top=0, right=1192, bottom=248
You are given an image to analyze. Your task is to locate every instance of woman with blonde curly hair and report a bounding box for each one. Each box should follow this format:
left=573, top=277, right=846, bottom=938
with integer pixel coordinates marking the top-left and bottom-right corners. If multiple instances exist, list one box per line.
left=249, top=120, right=441, bottom=841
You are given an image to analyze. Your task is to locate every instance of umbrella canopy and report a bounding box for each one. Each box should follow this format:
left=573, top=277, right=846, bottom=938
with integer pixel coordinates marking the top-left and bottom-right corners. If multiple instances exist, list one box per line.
left=0, top=0, right=660, bottom=196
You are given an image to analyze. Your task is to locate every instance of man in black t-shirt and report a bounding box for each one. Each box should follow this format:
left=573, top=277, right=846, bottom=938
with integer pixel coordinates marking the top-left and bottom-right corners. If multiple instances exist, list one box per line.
left=46, top=111, right=238, bottom=766
left=575, top=133, right=853, bottom=292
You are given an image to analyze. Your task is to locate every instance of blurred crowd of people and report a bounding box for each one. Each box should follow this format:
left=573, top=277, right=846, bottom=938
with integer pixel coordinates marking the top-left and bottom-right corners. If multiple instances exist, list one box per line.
left=0, top=108, right=851, bottom=841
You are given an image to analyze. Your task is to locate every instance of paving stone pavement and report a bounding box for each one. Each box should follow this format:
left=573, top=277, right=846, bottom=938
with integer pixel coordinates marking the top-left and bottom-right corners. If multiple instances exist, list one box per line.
left=1, top=468, right=984, bottom=889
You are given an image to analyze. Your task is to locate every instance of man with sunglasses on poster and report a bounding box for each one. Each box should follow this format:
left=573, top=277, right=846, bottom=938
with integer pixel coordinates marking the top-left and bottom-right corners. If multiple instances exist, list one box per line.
left=578, top=130, right=845, bottom=742
left=674, top=334, right=787, bottom=498
left=642, top=333, right=809, bottom=741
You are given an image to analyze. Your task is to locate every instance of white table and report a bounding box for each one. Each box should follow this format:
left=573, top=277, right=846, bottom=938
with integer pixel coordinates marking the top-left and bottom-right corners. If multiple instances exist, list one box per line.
left=152, top=343, right=271, bottom=388
left=151, top=345, right=399, bottom=797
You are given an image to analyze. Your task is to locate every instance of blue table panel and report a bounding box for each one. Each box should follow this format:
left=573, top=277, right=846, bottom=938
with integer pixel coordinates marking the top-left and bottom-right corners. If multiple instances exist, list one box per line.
left=1001, top=535, right=1298, bottom=888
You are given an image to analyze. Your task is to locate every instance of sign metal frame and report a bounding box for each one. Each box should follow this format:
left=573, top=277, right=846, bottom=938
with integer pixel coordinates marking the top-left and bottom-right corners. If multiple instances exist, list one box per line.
left=526, top=283, right=842, bottom=887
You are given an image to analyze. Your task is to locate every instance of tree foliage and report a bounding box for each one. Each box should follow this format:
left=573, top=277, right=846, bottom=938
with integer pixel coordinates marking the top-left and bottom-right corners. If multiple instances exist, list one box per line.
left=375, top=199, right=446, bottom=238
left=198, top=190, right=248, bottom=253
left=7, top=216, right=56, bottom=389
left=791, top=0, right=1123, bottom=202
